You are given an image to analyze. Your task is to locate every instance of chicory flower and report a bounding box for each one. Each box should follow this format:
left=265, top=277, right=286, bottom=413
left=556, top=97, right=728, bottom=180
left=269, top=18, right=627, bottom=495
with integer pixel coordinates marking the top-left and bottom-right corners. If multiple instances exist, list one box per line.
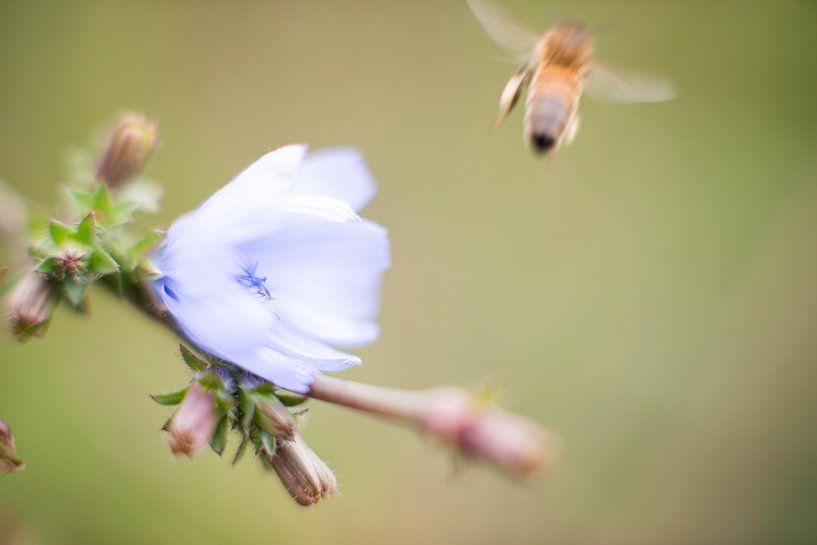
left=151, top=145, right=389, bottom=393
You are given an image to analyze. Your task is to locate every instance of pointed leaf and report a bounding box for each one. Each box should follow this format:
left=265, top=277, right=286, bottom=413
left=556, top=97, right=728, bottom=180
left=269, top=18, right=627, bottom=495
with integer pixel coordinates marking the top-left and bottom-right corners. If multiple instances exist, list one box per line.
left=74, top=214, right=95, bottom=246
left=179, top=345, right=208, bottom=372
left=88, top=249, right=119, bottom=275
left=275, top=391, right=309, bottom=407
left=232, top=437, right=249, bottom=465
left=160, top=416, right=173, bottom=432
left=209, top=415, right=229, bottom=455
left=150, top=386, right=189, bottom=406
left=66, top=189, right=95, bottom=214
left=62, top=279, right=87, bottom=309
left=239, top=389, right=255, bottom=434
left=214, top=392, right=234, bottom=414
left=129, top=230, right=164, bottom=258
left=35, top=257, right=60, bottom=275
left=49, top=221, right=72, bottom=246
left=93, top=185, right=112, bottom=218
left=258, top=430, right=276, bottom=457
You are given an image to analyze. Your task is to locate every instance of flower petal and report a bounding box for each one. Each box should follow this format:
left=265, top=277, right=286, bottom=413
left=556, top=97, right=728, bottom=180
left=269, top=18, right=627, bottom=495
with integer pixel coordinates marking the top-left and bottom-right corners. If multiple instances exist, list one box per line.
left=241, top=348, right=319, bottom=393
left=267, top=320, right=362, bottom=370
left=195, top=144, right=307, bottom=222
left=247, top=218, right=389, bottom=347
left=295, top=147, right=377, bottom=211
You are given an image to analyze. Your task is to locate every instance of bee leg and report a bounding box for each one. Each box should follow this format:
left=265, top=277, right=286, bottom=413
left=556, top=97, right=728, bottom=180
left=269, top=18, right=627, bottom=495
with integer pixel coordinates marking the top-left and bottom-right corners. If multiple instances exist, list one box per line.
left=562, top=114, right=580, bottom=147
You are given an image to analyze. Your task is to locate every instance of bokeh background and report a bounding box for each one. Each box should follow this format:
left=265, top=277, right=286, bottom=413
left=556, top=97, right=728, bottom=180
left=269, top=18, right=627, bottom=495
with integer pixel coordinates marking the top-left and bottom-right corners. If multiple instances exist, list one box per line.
left=1, top=1, right=816, bottom=544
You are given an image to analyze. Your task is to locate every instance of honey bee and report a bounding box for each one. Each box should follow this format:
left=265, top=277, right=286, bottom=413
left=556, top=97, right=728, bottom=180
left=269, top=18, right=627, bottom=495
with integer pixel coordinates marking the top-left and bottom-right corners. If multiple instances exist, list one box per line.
left=467, top=0, right=675, bottom=155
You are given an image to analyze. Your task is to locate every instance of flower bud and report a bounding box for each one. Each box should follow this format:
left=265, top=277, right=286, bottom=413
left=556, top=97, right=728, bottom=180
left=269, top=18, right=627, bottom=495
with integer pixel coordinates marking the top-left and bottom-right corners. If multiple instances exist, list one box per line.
left=166, top=382, right=218, bottom=457
left=419, top=387, right=558, bottom=477
left=0, top=419, right=24, bottom=474
left=271, top=435, right=337, bottom=506
left=5, top=270, right=56, bottom=341
left=459, top=408, right=560, bottom=477
left=96, top=112, right=158, bottom=188
left=255, top=394, right=295, bottom=440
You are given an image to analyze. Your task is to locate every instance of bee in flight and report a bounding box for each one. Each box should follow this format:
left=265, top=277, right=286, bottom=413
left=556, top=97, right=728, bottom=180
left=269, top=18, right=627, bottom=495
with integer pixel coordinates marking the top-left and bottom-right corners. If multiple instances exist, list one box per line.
left=467, top=0, right=675, bottom=156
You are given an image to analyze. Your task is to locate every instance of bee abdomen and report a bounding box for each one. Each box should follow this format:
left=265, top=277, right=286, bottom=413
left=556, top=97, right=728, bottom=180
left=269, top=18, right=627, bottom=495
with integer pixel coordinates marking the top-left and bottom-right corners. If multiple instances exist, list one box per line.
left=525, top=97, right=567, bottom=152
left=525, top=66, right=580, bottom=153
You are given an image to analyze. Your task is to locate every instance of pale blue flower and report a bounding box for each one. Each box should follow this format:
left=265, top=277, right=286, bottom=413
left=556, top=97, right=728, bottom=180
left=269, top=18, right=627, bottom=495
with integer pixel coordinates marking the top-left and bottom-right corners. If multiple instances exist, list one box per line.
left=151, top=145, right=389, bottom=393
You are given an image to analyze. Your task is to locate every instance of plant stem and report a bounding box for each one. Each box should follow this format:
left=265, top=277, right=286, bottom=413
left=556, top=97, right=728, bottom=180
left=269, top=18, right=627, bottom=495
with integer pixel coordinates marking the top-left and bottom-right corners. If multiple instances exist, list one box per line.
left=308, top=375, right=426, bottom=421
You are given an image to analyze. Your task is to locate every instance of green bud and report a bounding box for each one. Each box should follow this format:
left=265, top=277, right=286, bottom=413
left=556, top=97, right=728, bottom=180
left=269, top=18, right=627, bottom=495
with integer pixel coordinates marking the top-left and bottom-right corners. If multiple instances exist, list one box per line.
left=254, top=393, right=295, bottom=440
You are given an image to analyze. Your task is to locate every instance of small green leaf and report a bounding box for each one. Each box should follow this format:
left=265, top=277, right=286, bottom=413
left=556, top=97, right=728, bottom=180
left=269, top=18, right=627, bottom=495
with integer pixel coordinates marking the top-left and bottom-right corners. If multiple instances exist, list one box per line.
left=232, top=437, right=249, bottom=465
left=88, top=249, right=119, bottom=275
left=179, top=345, right=208, bottom=372
left=213, top=392, right=234, bottom=414
left=210, top=415, right=229, bottom=455
left=196, top=370, right=224, bottom=391
left=93, top=185, right=112, bottom=217
left=66, top=189, right=95, bottom=214
left=275, top=391, right=309, bottom=407
left=129, top=230, right=164, bottom=258
left=49, top=221, right=73, bottom=246
left=150, top=386, right=189, bottom=406
left=251, top=383, right=275, bottom=396
left=137, top=258, right=162, bottom=278
left=62, top=279, right=87, bottom=308
left=35, top=257, right=60, bottom=275
left=239, top=389, right=255, bottom=434
left=74, top=214, right=95, bottom=246
left=160, top=416, right=173, bottom=432
left=258, top=430, right=276, bottom=457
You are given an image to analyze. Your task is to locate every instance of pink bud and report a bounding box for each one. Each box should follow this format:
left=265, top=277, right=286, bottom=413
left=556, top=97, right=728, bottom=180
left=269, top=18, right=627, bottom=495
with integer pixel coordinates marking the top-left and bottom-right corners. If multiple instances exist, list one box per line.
left=0, top=419, right=24, bottom=474
left=418, top=387, right=559, bottom=476
left=255, top=394, right=295, bottom=440
left=96, top=112, right=158, bottom=188
left=459, top=408, right=560, bottom=477
left=166, top=382, right=218, bottom=457
left=271, top=435, right=337, bottom=506
left=5, top=271, right=56, bottom=341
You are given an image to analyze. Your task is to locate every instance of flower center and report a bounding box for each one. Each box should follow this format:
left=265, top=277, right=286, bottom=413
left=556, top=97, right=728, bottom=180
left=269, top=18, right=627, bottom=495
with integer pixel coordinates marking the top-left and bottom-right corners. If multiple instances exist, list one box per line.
left=235, top=262, right=272, bottom=302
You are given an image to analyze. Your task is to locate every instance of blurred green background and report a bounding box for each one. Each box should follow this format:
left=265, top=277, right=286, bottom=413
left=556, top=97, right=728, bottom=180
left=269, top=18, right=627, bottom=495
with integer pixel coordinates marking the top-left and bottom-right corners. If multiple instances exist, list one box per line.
left=1, top=1, right=816, bottom=544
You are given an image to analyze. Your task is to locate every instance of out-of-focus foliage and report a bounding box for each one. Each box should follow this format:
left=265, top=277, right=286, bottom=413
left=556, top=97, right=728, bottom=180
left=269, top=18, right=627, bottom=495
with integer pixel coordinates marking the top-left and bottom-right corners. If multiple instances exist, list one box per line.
left=0, top=1, right=816, bottom=545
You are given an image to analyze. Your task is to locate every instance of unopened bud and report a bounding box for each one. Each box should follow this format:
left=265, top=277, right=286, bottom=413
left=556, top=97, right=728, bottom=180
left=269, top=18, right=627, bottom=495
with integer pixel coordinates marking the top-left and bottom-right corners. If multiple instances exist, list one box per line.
left=255, top=394, right=295, bottom=440
left=5, top=270, right=56, bottom=341
left=53, top=245, right=89, bottom=278
left=419, top=387, right=558, bottom=477
left=96, top=112, right=158, bottom=188
left=459, top=408, right=559, bottom=476
left=166, top=382, right=218, bottom=457
left=271, top=435, right=337, bottom=506
left=0, top=419, right=24, bottom=474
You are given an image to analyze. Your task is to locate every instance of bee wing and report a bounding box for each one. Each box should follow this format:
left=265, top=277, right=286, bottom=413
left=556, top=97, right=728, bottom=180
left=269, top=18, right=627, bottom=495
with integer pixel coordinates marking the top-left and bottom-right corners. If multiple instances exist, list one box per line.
left=494, top=61, right=533, bottom=129
left=585, top=63, right=676, bottom=104
left=467, top=0, right=540, bottom=59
